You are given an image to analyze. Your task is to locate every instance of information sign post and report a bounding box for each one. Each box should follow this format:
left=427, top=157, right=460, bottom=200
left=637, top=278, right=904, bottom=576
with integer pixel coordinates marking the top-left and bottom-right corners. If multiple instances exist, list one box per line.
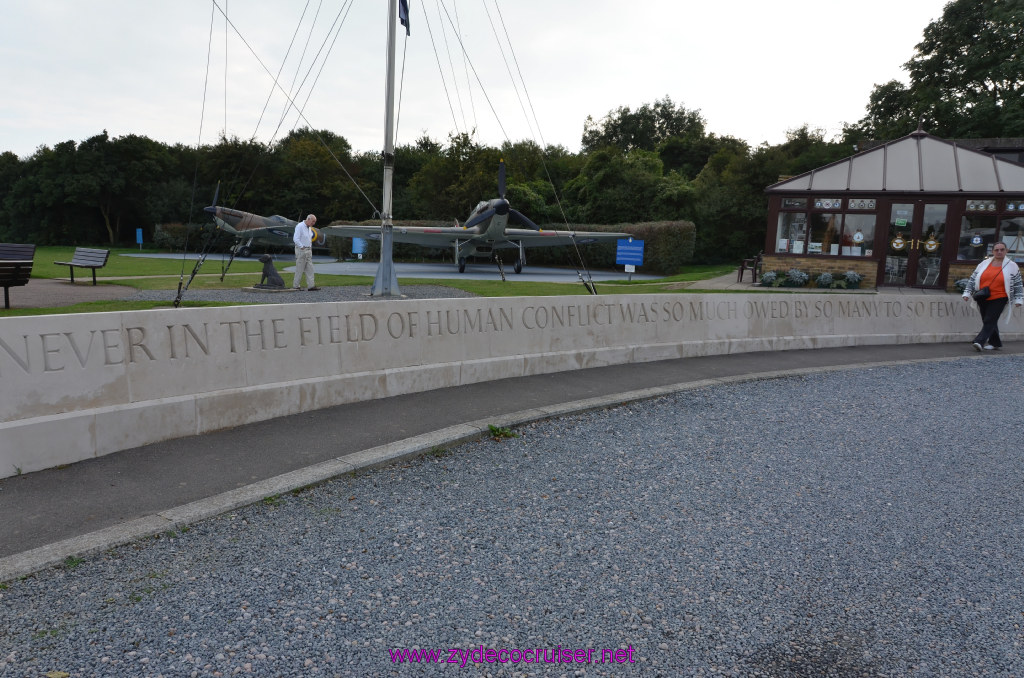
left=616, top=238, right=644, bottom=280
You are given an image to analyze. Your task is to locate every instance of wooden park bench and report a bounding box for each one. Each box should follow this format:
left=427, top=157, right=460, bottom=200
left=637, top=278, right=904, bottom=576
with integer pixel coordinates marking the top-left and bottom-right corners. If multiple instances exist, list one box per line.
left=53, top=247, right=110, bottom=285
left=0, top=243, right=36, bottom=309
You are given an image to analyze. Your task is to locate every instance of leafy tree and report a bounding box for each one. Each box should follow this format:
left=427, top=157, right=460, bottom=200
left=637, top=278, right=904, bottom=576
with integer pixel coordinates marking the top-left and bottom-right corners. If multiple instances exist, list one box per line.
left=505, top=143, right=586, bottom=226
left=148, top=177, right=194, bottom=227
left=562, top=148, right=666, bottom=224
left=110, top=134, right=177, bottom=240
left=70, top=131, right=126, bottom=243
left=498, top=140, right=577, bottom=224
left=769, top=126, right=854, bottom=177
left=198, top=135, right=270, bottom=215
left=689, top=126, right=852, bottom=262
left=652, top=171, right=695, bottom=220
left=66, top=132, right=176, bottom=243
left=504, top=179, right=550, bottom=223
left=581, top=96, right=706, bottom=154
left=847, top=0, right=1024, bottom=140
left=267, top=128, right=354, bottom=221
left=390, top=135, right=443, bottom=219
left=405, top=133, right=501, bottom=221
left=659, top=133, right=748, bottom=180
left=845, top=81, right=920, bottom=143
left=690, top=143, right=762, bottom=261
left=5, top=141, right=88, bottom=245
left=0, top=152, right=23, bottom=241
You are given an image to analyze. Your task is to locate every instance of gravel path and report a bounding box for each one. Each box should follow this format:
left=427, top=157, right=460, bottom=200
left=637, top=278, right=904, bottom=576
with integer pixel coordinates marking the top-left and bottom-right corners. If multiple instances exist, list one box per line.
left=1, top=357, right=1022, bottom=676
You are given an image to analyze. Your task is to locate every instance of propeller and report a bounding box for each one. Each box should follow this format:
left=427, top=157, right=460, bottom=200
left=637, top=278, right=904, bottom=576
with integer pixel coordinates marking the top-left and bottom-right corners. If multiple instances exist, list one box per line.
left=203, top=181, right=221, bottom=219
left=508, top=209, right=540, bottom=231
left=462, top=208, right=496, bottom=230
left=460, top=161, right=540, bottom=231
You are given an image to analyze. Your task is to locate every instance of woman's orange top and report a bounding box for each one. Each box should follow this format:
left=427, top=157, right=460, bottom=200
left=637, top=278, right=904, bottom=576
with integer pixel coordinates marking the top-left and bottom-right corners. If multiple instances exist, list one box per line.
left=980, top=261, right=1008, bottom=300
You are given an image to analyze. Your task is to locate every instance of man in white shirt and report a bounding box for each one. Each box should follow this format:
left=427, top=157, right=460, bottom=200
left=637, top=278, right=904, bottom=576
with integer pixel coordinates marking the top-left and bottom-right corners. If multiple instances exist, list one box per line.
left=292, top=214, right=320, bottom=291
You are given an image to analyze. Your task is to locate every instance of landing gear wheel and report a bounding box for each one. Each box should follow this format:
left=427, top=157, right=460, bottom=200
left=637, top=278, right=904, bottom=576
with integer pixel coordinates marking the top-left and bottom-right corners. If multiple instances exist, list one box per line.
left=238, top=246, right=252, bottom=258
left=513, top=258, right=523, bottom=274
left=458, top=257, right=467, bottom=273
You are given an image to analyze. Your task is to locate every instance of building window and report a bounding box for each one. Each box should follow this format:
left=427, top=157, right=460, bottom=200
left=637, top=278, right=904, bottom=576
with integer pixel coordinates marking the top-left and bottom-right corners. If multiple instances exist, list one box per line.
left=809, top=213, right=840, bottom=254
left=776, top=212, right=808, bottom=253
left=842, top=214, right=876, bottom=256
left=959, top=200, right=1024, bottom=262
left=959, top=214, right=997, bottom=260
left=999, top=216, right=1024, bottom=263
left=776, top=197, right=876, bottom=257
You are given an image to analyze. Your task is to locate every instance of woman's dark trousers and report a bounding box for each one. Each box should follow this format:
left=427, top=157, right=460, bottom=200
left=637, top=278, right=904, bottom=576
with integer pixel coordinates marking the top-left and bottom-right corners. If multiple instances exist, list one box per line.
left=974, top=297, right=1008, bottom=347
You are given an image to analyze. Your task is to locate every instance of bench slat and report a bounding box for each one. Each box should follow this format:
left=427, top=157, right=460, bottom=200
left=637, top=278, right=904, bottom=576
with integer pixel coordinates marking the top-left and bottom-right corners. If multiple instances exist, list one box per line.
left=0, top=243, right=36, bottom=260
left=55, top=257, right=107, bottom=267
left=55, top=248, right=110, bottom=267
left=0, top=262, right=33, bottom=275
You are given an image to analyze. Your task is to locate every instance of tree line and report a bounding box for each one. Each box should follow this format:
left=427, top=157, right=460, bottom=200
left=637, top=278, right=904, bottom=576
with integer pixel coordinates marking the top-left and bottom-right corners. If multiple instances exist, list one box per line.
left=0, top=0, right=1019, bottom=266
left=0, top=112, right=848, bottom=264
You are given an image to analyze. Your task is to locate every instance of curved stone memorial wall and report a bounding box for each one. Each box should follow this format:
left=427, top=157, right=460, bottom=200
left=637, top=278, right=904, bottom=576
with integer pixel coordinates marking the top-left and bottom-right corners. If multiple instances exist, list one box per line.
left=0, top=293, right=1008, bottom=478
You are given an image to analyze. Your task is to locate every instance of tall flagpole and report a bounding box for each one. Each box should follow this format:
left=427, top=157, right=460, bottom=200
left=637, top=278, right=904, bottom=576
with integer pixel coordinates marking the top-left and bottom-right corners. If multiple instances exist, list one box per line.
left=371, top=0, right=401, bottom=296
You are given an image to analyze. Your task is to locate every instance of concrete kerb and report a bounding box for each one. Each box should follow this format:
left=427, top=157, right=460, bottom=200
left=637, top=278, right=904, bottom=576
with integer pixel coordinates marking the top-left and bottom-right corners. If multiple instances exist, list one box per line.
left=0, top=351, right=995, bottom=583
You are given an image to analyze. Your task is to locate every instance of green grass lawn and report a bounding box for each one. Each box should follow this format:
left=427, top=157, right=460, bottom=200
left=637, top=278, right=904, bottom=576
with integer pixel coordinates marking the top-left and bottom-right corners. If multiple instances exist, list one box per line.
left=36, top=246, right=269, bottom=279
left=2, top=247, right=737, bottom=316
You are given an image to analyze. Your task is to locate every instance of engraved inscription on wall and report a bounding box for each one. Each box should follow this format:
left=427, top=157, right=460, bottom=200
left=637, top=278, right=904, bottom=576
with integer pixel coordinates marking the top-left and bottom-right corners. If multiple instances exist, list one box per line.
left=0, top=297, right=975, bottom=378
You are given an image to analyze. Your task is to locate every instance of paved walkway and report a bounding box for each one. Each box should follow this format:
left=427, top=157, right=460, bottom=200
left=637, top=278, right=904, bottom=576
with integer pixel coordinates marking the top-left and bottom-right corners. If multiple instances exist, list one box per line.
left=3, top=278, right=138, bottom=308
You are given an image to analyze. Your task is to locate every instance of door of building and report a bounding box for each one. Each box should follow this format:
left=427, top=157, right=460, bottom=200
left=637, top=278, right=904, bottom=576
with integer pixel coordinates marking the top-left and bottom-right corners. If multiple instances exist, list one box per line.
left=880, top=202, right=951, bottom=287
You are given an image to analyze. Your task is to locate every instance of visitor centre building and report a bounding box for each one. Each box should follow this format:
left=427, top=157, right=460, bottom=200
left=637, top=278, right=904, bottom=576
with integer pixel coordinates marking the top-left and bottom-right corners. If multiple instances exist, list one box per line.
left=762, top=129, right=1024, bottom=290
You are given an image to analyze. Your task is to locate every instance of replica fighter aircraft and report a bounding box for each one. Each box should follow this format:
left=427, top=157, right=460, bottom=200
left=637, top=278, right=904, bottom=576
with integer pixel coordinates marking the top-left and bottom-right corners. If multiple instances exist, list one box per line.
left=202, top=206, right=328, bottom=257
left=324, top=161, right=629, bottom=273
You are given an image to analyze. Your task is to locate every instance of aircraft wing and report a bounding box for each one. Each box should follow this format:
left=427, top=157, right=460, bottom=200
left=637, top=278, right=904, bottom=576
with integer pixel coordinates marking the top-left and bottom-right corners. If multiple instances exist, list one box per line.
left=324, top=223, right=474, bottom=248
left=493, top=229, right=631, bottom=249
left=326, top=224, right=630, bottom=249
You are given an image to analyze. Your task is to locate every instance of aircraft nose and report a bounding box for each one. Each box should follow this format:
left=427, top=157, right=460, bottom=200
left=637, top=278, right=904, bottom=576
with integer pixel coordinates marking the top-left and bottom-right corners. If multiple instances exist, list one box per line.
left=203, top=206, right=217, bottom=215
left=495, top=199, right=510, bottom=216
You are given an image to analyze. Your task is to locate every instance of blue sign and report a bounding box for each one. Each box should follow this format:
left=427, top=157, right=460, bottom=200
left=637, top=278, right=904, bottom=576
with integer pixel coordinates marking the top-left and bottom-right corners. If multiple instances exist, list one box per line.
left=616, top=238, right=644, bottom=266
left=136, top=228, right=143, bottom=245
left=352, top=237, right=367, bottom=255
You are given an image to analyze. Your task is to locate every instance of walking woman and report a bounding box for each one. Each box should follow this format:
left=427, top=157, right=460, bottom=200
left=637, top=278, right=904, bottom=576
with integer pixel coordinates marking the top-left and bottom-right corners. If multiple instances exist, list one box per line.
left=962, top=241, right=1024, bottom=350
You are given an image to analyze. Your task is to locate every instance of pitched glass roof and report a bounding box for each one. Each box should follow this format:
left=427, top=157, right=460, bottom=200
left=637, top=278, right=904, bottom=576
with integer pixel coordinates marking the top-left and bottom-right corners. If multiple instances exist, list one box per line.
left=766, top=131, right=1024, bottom=194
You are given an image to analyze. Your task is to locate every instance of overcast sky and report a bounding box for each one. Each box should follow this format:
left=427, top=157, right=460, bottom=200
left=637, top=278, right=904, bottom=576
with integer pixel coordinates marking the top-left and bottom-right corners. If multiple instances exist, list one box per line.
left=1, top=1, right=951, bottom=160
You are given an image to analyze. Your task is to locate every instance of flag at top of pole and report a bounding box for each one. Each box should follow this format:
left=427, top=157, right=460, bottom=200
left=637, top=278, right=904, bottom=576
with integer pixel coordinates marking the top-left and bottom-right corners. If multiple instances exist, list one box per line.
left=399, top=0, right=410, bottom=35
